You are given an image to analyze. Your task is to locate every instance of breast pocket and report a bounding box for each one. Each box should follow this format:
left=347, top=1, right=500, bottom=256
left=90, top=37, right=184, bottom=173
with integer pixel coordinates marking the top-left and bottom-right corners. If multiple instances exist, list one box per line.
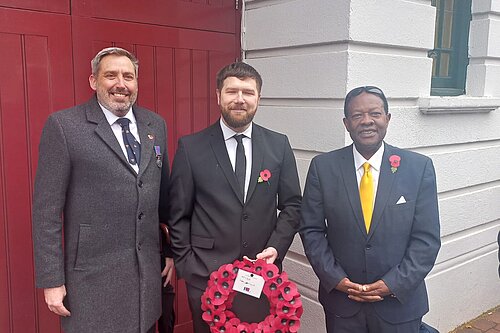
left=384, top=201, right=416, bottom=235
left=255, top=167, right=280, bottom=190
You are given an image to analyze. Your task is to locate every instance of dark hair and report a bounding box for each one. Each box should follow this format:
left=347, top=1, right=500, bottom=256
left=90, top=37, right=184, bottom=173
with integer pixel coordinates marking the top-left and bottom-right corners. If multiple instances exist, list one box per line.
left=216, top=62, right=263, bottom=94
left=344, top=86, right=388, bottom=117
left=91, top=47, right=139, bottom=76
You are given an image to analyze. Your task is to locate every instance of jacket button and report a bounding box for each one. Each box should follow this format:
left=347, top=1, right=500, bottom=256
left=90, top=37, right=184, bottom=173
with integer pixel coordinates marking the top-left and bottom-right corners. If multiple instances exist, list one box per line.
left=242, top=241, right=248, bottom=248
left=138, top=212, right=144, bottom=220
left=243, top=214, right=248, bottom=221
left=138, top=180, right=143, bottom=188
left=365, top=244, right=372, bottom=250
left=137, top=243, right=142, bottom=251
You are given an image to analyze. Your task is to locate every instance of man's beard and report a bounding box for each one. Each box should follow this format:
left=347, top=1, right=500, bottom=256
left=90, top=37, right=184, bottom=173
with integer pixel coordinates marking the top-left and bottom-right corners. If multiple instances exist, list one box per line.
left=221, top=106, right=256, bottom=129
left=97, top=88, right=137, bottom=116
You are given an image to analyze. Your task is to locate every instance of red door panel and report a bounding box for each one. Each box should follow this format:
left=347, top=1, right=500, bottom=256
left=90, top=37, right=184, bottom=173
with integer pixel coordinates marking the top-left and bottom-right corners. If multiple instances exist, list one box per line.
left=0, top=7, right=73, bottom=333
left=72, top=15, right=237, bottom=332
left=0, top=0, right=69, bottom=13
left=72, top=0, right=236, bottom=33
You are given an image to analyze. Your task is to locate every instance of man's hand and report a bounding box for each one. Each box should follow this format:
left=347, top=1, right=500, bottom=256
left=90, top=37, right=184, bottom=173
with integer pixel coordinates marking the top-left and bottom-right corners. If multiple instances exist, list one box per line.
left=335, top=277, right=363, bottom=294
left=336, top=278, right=387, bottom=303
left=356, top=279, right=391, bottom=299
left=255, top=247, right=278, bottom=264
left=44, top=285, right=71, bottom=317
left=161, top=257, right=174, bottom=287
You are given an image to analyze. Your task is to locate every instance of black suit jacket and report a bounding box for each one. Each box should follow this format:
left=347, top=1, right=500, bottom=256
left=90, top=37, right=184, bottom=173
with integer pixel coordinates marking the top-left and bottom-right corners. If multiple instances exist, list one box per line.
left=299, top=143, right=441, bottom=324
left=168, top=122, right=302, bottom=289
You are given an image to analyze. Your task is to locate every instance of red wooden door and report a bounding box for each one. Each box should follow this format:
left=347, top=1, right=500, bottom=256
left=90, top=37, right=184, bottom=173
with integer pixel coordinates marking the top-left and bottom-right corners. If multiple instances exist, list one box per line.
left=71, top=13, right=237, bottom=333
left=0, top=6, right=74, bottom=333
left=0, top=0, right=69, bottom=13
left=0, top=0, right=240, bottom=332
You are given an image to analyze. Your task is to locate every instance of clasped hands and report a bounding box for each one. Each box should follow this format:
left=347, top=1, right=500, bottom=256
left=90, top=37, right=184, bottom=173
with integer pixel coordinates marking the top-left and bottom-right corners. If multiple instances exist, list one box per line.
left=336, top=277, right=391, bottom=303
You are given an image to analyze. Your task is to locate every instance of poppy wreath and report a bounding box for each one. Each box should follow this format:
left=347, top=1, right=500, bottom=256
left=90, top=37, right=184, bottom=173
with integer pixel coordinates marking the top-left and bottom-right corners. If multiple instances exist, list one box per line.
left=201, top=258, right=303, bottom=333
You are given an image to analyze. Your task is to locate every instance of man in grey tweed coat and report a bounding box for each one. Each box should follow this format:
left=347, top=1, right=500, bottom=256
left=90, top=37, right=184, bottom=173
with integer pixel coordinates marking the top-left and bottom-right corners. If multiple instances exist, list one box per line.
left=32, top=47, right=172, bottom=333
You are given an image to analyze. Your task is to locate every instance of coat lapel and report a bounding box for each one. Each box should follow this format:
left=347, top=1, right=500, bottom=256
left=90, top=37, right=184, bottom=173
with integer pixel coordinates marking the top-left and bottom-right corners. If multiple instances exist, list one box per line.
left=339, top=146, right=367, bottom=236
left=209, top=123, right=244, bottom=204
left=134, top=107, right=154, bottom=178
left=246, top=125, right=263, bottom=202
left=368, top=143, right=397, bottom=238
left=86, top=97, right=136, bottom=174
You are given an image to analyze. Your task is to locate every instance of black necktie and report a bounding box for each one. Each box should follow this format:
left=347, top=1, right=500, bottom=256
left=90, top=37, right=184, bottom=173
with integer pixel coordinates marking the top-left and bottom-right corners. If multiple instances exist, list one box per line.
left=233, top=134, right=246, bottom=198
left=116, top=118, right=141, bottom=166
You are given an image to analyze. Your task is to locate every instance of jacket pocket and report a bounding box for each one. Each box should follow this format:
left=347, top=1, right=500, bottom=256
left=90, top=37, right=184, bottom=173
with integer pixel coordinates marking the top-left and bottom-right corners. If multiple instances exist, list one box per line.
left=74, top=224, right=92, bottom=271
left=385, top=201, right=415, bottom=231
left=191, top=235, right=214, bottom=249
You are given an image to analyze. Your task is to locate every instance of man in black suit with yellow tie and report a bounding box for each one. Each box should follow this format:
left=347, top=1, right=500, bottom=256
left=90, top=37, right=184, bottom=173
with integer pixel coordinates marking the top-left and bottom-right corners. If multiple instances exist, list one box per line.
left=168, top=62, right=302, bottom=332
left=300, top=86, right=441, bottom=332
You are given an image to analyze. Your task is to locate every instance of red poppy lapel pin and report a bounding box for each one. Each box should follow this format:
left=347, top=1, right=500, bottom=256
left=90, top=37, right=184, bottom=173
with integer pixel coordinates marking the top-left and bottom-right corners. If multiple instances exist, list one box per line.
left=258, top=169, right=272, bottom=184
left=389, top=155, right=401, bottom=173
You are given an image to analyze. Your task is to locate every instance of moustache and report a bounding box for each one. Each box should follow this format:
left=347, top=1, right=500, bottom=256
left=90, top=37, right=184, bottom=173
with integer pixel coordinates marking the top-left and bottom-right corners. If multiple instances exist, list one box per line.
left=110, top=89, right=130, bottom=95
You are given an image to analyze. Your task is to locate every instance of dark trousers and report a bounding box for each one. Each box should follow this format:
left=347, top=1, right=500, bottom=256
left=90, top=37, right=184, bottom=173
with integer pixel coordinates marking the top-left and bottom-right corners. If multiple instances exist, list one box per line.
left=324, top=303, right=421, bottom=333
left=186, top=284, right=210, bottom=333
left=158, top=283, right=175, bottom=333
left=186, top=283, right=270, bottom=333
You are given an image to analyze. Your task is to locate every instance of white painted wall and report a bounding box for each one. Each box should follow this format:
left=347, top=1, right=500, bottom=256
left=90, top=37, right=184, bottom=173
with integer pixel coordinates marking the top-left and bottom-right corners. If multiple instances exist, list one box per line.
left=243, top=0, right=500, bottom=332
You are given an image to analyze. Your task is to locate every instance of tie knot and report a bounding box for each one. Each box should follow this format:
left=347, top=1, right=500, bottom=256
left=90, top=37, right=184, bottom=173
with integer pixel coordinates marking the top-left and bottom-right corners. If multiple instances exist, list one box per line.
left=233, top=134, right=245, bottom=144
left=116, top=118, right=131, bottom=128
left=363, top=162, right=371, bottom=173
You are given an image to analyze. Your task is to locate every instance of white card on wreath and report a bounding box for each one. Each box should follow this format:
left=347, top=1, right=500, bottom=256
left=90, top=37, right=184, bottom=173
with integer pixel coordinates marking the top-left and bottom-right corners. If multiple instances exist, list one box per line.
left=233, top=268, right=265, bottom=298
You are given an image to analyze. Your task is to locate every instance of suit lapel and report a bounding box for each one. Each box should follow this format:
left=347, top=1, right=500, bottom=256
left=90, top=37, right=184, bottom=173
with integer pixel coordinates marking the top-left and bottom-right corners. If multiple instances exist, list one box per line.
left=134, top=107, right=154, bottom=178
left=339, top=146, right=367, bottom=236
left=209, top=124, right=244, bottom=204
left=368, top=143, right=397, bottom=238
left=246, top=125, right=263, bottom=202
left=86, top=97, right=136, bottom=174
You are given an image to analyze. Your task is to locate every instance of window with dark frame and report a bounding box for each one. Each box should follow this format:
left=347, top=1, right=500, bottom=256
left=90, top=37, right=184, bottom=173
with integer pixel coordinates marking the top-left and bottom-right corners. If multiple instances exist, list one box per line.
left=429, top=0, right=472, bottom=96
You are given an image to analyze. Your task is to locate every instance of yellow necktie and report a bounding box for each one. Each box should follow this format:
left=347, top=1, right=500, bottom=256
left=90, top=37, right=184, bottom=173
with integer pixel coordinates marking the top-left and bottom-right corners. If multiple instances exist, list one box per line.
left=360, top=162, right=374, bottom=232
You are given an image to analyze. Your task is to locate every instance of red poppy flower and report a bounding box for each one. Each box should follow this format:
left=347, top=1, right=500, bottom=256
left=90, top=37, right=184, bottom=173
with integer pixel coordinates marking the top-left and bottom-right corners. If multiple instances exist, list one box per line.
left=389, top=155, right=401, bottom=168
left=216, top=278, right=234, bottom=296
left=286, top=315, right=301, bottom=332
left=284, top=296, right=302, bottom=310
left=260, top=169, right=271, bottom=181
left=263, top=264, right=279, bottom=281
left=279, top=281, right=299, bottom=301
left=258, top=169, right=272, bottom=183
left=208, top=285, right=228, bottom=306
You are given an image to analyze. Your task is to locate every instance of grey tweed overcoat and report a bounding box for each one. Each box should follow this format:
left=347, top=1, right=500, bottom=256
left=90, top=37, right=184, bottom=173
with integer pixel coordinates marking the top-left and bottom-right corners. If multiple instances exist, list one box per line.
left=32, top=95, right=170, bottom=333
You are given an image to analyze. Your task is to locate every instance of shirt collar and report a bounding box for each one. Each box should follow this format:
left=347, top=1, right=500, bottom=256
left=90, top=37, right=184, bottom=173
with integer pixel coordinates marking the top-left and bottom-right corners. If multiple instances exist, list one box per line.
left=99, top=103, right=136, bottom=126
left=353, top=142, right=385, bottom=172
left=219, top=118, right=253, bottom=141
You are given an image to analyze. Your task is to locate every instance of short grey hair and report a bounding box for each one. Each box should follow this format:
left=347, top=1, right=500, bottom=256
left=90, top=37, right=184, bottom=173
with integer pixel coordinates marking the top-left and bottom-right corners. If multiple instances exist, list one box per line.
left=91, top=47, right=139, bottom=76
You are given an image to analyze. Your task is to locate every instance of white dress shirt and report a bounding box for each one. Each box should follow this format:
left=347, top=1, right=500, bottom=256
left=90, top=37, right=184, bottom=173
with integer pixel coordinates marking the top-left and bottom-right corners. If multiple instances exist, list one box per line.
left=353, top=143, right=385, bottom=206
left=100, top=104, right=141, bottom=173
left=220, top=119, right=253, bottom=202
